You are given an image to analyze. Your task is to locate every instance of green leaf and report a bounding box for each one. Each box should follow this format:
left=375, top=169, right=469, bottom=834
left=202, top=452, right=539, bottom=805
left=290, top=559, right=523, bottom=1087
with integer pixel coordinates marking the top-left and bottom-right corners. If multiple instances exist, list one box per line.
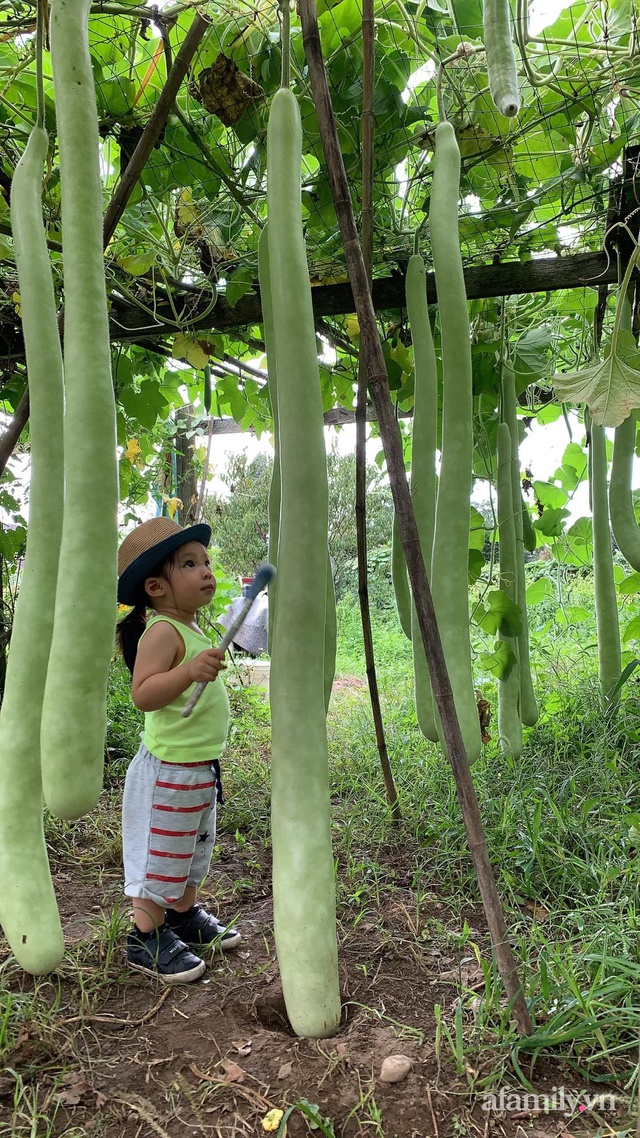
left=619, top=573, right=640, bottom=594
left=565, top=605, right=591, bottom=623
left=533, top=507, right=570, bottom=537
left=225, top=265, right=255, bottom=307
left=536, top=403, right=563, bottom=425
left=553, top=347, right=640, bottom=428
left=469, top=505, right=487, bottom=550
left=553, top=442, right=588, bottom=490
left=533, top=480, right=568, bottom=509
left=515, top=327, right=552, bottom=375
left=526, top=576, right=554, bottom=605
left=479, top=641, right=517, bottom=681
left=118, top=379, right=168, bottom=430
left=468, top=547, right=485, bottom=584
left=453, top=0, right=484, bottom=38
left=0, top=525, right=26, bottom=560
left=623, top=616, right=640, bottom=644
left=118, top=250, right=155, bottom=276
left=477, top=589, right=522, bottom=637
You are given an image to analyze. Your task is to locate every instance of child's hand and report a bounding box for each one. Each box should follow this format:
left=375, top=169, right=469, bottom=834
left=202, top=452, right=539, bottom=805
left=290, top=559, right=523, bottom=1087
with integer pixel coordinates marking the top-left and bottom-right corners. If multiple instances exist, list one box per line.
left=187, top=648, right=227, bottom=684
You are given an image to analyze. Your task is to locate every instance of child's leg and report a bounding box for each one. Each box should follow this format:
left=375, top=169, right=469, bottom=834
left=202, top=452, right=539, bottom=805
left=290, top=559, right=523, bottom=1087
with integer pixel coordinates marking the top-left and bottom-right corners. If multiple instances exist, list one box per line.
left=122, top=747, right=208, bottom=983
left=132, top=898, right=166, bottom=933
left=165, top=766, right=241, bottom=951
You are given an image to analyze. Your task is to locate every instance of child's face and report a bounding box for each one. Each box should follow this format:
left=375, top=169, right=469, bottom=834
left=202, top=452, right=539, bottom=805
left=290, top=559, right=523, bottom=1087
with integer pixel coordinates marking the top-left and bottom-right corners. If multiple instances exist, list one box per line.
left=146, top=542, right=216, bottom=612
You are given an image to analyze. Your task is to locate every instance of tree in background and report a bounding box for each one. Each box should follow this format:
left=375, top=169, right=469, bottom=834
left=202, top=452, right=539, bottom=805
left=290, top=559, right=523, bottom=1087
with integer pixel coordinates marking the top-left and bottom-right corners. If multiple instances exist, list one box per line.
left=204, top=441, right=392, bottom=599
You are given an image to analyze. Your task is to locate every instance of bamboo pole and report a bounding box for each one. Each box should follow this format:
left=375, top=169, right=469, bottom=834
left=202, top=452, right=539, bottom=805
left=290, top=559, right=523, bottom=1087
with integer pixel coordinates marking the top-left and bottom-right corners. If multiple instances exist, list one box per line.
left=299, top=0, right=533, bottom=1038
left=354, top=0, right=400, bottom=821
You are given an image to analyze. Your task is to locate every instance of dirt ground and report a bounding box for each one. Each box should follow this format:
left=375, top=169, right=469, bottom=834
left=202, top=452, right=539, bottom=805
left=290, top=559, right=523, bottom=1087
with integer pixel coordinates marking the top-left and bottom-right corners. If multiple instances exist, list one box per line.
left=0, top=825, right=629, bottom=1138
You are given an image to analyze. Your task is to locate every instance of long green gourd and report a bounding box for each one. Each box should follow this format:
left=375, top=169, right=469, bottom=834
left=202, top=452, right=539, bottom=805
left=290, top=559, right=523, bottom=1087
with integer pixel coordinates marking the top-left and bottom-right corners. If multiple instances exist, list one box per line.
left=324, top=561, right=337, bottom=711
left=521, top=496, right=536, bottom=553
left=608, top=293, right=640, bottom=571
left=501, top=365, right=538, bottom=726
left=258, top=227, right=280, bottom=656
left=590, top=416, right=621, bottom=707
left=391, top=510, right=412, bottom=640
left=0, top=125, right=65, bottom=973
left=496, top=422, right=522, bottom=757
left=259, top=226, right=336, bottom=710
left=429, top=122, right=482, bottom=765
left=610, top=413, right=640, bottom=570
left=483, top=0, right=520, bottom=118
left=406, top=253, right=438, bottom=743
left=40, top=0, right=119, bottom=819
left=267, top=85, right=340, bottom=1038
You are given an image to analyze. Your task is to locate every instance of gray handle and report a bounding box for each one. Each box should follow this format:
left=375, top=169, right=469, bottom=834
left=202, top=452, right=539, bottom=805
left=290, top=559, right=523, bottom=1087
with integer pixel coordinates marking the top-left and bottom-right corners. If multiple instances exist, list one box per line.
left=181, top=562, right=275, bottom=719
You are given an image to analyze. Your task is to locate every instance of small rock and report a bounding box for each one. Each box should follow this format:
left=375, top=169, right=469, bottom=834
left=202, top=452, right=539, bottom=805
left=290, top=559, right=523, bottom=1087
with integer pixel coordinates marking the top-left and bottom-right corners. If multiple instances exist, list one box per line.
left=379, top=1054, right=412, bottom=1083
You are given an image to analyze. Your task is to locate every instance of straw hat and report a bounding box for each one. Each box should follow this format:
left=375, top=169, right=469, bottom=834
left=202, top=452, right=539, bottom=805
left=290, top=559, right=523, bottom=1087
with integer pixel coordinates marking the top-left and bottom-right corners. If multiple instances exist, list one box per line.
left=118, top=517, right=211, bottom=605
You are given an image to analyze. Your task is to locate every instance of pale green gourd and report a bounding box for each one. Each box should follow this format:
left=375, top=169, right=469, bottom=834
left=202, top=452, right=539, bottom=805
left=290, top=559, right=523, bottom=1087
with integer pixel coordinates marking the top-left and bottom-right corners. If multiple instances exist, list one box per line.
left=391, top=509, right=412, bottom=640
left=429, top=122, right=482, bottom=765
left=0, top=125, right=65, bottom=973
left=501, top=365, right=538, bottom=726
left=258, top=227, right=280, bottom=656
left=496, top=422, right=522, bottom=757
left=40, top=0, right=119, bottom=820
left=259, top=225, right=336, bottom=710
left=590, top=416, right=621, bottom=707
left=483, top=0, right=520, bottom=118
left=267, top=86, right=340, bottom=1038
left=406, top=253, right=438, bottom=743
left=608, top=294, right=640, bottom=572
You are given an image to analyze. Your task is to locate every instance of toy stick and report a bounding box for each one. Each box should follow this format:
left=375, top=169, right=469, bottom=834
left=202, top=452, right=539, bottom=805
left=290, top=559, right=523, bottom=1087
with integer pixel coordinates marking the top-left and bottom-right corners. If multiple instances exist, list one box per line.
left=182, top=562, right=276, bottom=718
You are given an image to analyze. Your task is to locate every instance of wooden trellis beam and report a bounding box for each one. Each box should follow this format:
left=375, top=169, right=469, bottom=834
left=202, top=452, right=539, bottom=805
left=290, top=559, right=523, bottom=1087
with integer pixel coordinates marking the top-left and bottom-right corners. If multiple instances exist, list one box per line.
left=66, top=248, right=640, bottom=343
left=0, top=249, right=629, bottom=368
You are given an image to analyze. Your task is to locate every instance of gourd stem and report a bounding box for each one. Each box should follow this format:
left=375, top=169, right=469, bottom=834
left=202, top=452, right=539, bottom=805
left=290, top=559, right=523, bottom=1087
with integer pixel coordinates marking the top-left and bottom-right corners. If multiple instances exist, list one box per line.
left=435, top=62, right=446, bottom=122
left=280, top=0, right=291, bottom=89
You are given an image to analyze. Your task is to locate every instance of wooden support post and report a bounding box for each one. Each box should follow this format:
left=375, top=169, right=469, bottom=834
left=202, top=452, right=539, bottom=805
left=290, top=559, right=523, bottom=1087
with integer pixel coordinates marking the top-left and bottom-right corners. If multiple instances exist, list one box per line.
left=299, top=0, right=533, bottom=1038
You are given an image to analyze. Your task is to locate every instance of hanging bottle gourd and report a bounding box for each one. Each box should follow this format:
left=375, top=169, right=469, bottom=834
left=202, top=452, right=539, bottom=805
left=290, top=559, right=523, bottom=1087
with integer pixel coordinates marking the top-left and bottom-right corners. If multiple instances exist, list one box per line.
left=429, top=119, right=482, bottom=765
left=406, top=249, right=439, bottom=743
left=265, top=6, right=340, bottom=1038
left=483, top=0, right=520, bottom=118
left=0, top=21, right=65, bottom=972
left=609, top=289, right=640, bottom=572
left=589, top=412, right=622, bottom=708
left=40, top=0, right=119, bottom=820
left=496, top=422, right=523, bottom=757
left=258, top=227, right=280, bottom=656
left=501, top=364, right=538, bottom=726
left=259, top=226, right=336, bottom=710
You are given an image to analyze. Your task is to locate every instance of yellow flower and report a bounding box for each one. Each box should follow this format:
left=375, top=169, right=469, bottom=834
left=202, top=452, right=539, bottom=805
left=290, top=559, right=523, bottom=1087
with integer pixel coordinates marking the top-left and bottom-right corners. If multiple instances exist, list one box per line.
left=261, top=1108, right=284, bottom=1132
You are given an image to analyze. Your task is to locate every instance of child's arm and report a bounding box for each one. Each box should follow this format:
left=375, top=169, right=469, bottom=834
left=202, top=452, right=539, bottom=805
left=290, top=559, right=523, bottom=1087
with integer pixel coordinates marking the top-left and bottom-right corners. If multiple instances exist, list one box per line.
left=132, top=622, right=226, bottom=712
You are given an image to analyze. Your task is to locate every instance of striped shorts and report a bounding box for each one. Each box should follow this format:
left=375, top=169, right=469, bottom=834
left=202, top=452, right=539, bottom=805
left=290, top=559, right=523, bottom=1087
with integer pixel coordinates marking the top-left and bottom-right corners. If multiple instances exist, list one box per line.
left=122, top=743, right=219, bottom=906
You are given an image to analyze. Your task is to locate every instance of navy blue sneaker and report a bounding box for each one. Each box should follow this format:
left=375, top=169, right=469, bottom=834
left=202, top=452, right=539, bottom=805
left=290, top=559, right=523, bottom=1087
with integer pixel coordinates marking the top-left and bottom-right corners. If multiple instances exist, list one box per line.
left=126, top=923, right=205, bottom=983
left=165, top=905, right=241, bottom=951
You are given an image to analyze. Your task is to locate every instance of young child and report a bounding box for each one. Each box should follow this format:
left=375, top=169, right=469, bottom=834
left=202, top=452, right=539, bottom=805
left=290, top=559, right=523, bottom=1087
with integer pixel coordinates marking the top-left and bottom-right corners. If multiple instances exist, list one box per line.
left=116, top=516, right=240, bottom=984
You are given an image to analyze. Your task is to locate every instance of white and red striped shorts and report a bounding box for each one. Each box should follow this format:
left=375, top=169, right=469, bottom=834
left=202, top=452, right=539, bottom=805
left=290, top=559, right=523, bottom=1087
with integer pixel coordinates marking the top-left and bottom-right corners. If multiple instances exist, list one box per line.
left=123, top=743, right=219, bottom=906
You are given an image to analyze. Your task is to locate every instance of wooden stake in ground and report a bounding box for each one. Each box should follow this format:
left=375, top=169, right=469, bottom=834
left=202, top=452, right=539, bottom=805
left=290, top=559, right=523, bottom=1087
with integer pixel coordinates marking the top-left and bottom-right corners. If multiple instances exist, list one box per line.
left=298, top=0, right=533, bottom=1038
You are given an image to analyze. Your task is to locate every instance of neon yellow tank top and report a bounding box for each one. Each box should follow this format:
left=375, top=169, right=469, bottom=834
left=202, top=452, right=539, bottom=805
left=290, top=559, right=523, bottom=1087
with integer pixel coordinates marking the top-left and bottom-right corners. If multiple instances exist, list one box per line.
left=140, top=615, right=230, bottom=764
